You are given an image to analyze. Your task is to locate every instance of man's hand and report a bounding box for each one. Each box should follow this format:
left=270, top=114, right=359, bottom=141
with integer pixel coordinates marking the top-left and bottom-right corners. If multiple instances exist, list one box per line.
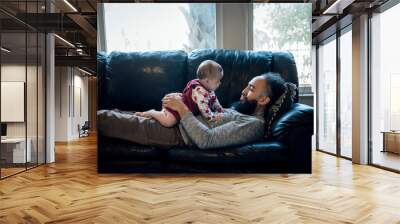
left=211, top=113, right=224, bottom=123
left=162, top=93, right=182, bottom=101
left=162, top=93, right=190, bottom=118
left=214, top=113, right=223, bottom=122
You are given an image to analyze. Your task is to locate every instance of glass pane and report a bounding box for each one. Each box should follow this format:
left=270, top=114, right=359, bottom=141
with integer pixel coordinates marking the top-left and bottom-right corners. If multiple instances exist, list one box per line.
left=27, top=31, right=38, bottom=169
left=340, top=29, right=352, bottom=158
left=317, top=37, right=337, bottom=154
left=1, top=31, right=27, bottom=177
left=25, top=0, right=39, bottom=170
left=253, top=3, right=312, bottom=89
left=103, top=3, right=216, bottom=52
left=38, top=32, right=45, bottom=165
left=371, top=4, right=400, bottom=171
left=312, top=45, right=317, bottom=150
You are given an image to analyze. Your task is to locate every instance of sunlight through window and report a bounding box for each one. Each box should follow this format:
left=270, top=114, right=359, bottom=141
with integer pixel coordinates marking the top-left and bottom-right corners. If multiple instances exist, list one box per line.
left=103, top=3, right=216, bottom=53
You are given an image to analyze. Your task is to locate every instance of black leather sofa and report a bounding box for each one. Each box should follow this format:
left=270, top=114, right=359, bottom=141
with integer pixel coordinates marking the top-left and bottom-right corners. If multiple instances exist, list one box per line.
left=97, top=49, right=313, bottom=173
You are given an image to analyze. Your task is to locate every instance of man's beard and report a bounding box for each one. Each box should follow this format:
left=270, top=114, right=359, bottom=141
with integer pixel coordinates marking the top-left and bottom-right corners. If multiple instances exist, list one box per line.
left=233, top=98, right=258, bottom=115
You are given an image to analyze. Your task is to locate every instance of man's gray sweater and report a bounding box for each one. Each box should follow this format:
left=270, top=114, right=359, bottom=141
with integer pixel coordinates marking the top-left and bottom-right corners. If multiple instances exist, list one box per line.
left=178, top=109, right=265, bottom=149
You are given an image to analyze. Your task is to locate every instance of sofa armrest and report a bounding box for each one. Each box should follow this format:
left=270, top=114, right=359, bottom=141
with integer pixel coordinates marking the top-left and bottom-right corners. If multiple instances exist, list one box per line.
left=270, top=103, right=313, bottom=173
left=286, top=125, right=312, bottom=173
left=97, top=52, right=107, bottom=77
left=270, top=103, right=313, bottom=142
left=97, top=52, right=109, bottom=110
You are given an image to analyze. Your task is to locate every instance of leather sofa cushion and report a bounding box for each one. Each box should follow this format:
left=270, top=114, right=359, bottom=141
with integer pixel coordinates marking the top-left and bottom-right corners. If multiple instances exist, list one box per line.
left=97, top=52, right=107, bottom=78
left=168, top=141, right=287, bottom=164
left=272, top=52, right=299, bottom=102
left=97, top=52, right=108, bottom=110
left=271, top=51, right=299, bottom=87
left=99, top=136, right=164, bottom=160
left=100, top=136, right=287, bottom=164
left=101, top=50, right=188, bottom=111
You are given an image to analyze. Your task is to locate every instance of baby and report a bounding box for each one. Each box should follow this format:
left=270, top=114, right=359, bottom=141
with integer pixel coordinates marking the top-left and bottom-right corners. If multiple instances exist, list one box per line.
left=135, top=60, right=224, bottom=127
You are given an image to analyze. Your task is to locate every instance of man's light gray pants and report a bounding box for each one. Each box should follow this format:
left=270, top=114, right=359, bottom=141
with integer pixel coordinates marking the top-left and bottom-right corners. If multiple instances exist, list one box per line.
left=97, top=109, right=185, bottom=148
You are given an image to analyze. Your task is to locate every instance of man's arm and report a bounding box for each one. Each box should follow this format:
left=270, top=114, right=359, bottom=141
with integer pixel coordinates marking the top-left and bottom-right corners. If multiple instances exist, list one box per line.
left=179, top=112, right=264, bottom=149
left=163, top=94, right=265, bottom=149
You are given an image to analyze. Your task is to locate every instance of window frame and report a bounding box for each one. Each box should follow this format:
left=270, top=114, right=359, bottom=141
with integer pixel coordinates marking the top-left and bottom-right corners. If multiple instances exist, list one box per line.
left=314, top=23, right=353, bottom=161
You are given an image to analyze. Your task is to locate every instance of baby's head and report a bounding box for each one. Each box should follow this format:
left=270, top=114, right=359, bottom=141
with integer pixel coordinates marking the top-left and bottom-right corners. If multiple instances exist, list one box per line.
left=196, top=60, right=224, bottom=92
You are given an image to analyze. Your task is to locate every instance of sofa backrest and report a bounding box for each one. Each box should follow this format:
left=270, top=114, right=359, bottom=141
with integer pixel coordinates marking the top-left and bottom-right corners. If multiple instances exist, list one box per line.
left=187, top=49, right=298, bottom=107
left=98, top=50, right=188, bottom=111
left=97, top=49, right=298, bottom=111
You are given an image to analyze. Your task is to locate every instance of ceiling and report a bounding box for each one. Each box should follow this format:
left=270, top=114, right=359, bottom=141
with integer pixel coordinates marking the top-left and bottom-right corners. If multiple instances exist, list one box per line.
left=0, top=0, right=97, bottom=73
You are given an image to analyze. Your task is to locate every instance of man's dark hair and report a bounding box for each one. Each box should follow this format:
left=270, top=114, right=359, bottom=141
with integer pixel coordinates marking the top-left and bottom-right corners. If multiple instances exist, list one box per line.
left=262, top=72, right=286, bottom=105
left=261, top=72, right=298, bottom=139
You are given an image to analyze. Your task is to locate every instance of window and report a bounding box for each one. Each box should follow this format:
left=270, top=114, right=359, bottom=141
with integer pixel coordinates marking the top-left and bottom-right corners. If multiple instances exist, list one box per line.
left=371, top=3, right=400, bottom=171
left=103, top=3, right=216, bottom=52
left=316, top=27, right=352, bottom=159
left=340, top=28, right=352, bottom=158
left=0, top=1, right=46, bottom=179
left=317, top=37, right=337, bottom=155
left=253, top=3, right=312, bottom=89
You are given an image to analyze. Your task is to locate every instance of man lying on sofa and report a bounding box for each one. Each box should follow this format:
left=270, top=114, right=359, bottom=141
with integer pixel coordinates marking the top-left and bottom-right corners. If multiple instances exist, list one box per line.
left=97, top=72, right=296, bottom=149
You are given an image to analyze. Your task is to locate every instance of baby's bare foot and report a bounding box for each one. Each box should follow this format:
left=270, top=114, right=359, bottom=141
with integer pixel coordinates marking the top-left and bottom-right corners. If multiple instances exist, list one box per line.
left=134, top=111, right=149, bottom=117
left=137, top=110, right=155, bottom=118
left=134, top=111, right=144, bottom=117
left=141, top=111, right=153, bottom=118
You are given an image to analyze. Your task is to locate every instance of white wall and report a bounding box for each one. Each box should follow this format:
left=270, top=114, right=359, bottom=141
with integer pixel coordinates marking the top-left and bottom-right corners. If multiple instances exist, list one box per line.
left=72, top=73, right=89, bottom=138
left=55, top=66, right=69, bottom=141
left=1, top=63, right=46, bottom=164
left=1, top=65, right=27, bottom=139
left=1, top=65, right=42, bottom=137
left=55, top=67, right=89, bottom=141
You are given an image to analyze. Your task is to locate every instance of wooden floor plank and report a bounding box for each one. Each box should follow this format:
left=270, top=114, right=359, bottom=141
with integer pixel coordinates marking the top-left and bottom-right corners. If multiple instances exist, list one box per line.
left=0, top=135, right=400, bottom=223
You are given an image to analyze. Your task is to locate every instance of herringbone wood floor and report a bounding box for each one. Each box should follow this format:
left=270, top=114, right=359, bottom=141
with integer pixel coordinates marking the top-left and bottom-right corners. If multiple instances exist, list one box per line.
left=1, top=135, right=400, bottom=224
